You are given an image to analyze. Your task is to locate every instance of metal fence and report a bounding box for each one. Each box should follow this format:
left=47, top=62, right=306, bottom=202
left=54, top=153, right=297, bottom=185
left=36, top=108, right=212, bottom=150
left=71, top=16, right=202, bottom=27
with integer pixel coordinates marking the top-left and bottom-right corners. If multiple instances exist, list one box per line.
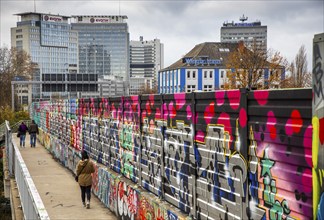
left=5, top=120, right=50, bottom=220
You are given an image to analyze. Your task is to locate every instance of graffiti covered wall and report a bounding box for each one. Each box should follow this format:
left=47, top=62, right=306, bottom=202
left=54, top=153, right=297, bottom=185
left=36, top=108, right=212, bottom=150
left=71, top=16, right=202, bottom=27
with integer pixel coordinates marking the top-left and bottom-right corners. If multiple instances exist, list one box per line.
left=31, top=87, right=315, bottom=220
left=313, top=33, right=324, bottom=220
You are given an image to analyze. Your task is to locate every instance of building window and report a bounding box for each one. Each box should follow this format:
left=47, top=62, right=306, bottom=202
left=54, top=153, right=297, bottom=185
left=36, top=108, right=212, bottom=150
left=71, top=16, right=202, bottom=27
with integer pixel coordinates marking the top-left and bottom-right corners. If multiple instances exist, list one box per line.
left=204, top=71, right=207, bottom=78
left=193, top=71, right=196, bottom=79
left=187, top=71, right=190, bottom=78
left=16, top=29, right=22, bottom=33
left=16, top=35, right=23, bottom=39
left=210, top=71, right=213, bottom=78
left=221, top=71, right=224, bottom=78
left=187, top=85, right=191, bottom=92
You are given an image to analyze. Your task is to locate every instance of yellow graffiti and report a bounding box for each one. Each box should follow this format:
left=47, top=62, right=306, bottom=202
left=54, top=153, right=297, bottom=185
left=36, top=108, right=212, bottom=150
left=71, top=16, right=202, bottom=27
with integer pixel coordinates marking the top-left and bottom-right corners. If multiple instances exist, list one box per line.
left=312, top=116, right=319, bottom=168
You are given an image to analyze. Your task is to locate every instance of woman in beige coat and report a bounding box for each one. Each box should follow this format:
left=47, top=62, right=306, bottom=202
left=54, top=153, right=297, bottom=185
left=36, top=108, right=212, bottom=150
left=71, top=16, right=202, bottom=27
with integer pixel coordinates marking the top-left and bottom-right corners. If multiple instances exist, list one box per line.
left=76, top=151, right=95, bottom=208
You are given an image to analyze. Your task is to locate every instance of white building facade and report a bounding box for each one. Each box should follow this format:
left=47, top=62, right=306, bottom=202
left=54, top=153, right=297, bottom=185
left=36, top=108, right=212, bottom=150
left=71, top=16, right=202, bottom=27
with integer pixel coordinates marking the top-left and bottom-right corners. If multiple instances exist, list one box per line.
left=129, top=36, right=164, bottom=95
left=221, top=15, right=267, bottom=52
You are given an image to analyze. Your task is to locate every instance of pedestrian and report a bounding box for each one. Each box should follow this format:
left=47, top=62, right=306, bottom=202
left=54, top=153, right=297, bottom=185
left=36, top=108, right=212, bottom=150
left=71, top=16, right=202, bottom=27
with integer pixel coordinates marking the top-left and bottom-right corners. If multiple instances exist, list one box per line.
left=28, top=120, right=39, bottom=148
left=76, top=150, right=95, bottom=209
left=18, top=122, right=28, bottom=147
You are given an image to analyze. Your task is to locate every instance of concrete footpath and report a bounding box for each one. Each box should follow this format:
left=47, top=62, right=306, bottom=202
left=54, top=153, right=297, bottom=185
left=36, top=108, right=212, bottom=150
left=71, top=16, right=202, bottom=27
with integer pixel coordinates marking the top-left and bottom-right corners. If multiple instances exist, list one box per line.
left=13, top=134, right=116, bottom=220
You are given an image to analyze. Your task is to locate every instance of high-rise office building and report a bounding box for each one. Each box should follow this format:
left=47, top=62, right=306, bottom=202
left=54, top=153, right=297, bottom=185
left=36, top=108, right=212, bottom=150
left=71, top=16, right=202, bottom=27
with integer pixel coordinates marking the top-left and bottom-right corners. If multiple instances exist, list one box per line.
left=11, top=12, right=79, bottom=102
left=129, top=36, right=164, bottom=94
left=220, top=15, right=267, bottom=52
left=11, top=13, right=129, bottom=104
left=71, top=16, right=130, bottom=84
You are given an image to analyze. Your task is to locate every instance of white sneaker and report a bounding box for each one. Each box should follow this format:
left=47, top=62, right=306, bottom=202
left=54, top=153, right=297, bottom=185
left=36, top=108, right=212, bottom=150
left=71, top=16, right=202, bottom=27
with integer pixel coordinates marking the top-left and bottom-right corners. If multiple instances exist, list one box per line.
left=83, top=202, right=86, bottom=207
left=86, top=202, right=90, bottom=209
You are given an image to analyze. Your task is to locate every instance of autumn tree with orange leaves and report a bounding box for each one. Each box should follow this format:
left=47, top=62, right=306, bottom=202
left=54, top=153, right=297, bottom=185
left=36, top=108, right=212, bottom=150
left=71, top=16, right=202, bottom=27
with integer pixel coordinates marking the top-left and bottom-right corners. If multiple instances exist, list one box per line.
left=224, top=41, right=289, bottom=90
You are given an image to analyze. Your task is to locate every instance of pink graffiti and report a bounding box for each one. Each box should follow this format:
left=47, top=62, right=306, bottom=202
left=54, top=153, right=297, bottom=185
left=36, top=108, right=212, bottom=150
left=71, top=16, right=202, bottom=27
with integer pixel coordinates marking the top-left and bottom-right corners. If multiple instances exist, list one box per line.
left=168, top=101, right=176, bottom=119
left=149, top=94, right=154, bottom=104
left=266, top=111, right=277, bottom=140
left=215, top=90, right=225, bottom=106
left=156, top=107, right=161, bottom=119
left=163, top=103, right=168, bottom=120
left=204, top=102, right=215, bottom=124
left=186, top=105, right=192, bottom=120
left=217, top=112, right=232, bottom=136
left=304, top=125, right=313, bottom=167
left=291, top=110, right=303, bottom=133
left=126, top=186, right=137, bottom=214
left=111, top=105, right=116, bottom=119
left=254, top=90, right=269, bottom=106
left=195, top=130, right=205, bottom=143
left=239, top=108, right=247, bottom=127
left=146, top=101, right=152, bottom=115
left=227, top=90, right=240, bottom=110
left=320, top=117, right=324, bottom=144
left=174, top=93, right=186, bottom=110
left=286, top=109, right=303, bottom=136
left=302, top=169, right=312, bottom=193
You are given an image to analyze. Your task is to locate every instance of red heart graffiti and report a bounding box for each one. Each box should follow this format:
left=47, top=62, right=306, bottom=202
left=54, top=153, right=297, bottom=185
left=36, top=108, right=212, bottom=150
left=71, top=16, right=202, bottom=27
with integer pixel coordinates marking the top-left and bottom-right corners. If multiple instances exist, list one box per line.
left=320, top=117, right=324, bottom=145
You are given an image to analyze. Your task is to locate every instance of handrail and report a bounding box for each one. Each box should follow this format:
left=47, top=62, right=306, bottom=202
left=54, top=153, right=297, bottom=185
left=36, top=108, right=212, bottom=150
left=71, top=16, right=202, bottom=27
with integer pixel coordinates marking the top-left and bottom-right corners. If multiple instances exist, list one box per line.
left=5, top=120, right=50, bottom=220
left=0, top=120, right=32, bottom=138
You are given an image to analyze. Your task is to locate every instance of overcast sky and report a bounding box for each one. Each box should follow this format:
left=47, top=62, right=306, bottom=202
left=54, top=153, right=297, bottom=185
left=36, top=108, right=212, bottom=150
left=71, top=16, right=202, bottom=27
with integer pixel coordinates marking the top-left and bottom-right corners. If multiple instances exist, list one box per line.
left=0, top=0, right=323, bottom=70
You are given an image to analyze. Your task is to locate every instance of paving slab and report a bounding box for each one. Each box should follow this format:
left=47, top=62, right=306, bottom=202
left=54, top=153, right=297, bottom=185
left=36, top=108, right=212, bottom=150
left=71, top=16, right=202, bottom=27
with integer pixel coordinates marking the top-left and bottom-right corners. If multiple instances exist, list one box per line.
left=13, top=134, right=116, bottom=220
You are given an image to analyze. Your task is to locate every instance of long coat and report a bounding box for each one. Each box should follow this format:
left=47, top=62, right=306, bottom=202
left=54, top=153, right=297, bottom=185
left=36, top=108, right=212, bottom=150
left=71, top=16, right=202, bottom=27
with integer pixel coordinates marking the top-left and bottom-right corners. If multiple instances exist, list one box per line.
left=76, top=159, right=95, bottom=187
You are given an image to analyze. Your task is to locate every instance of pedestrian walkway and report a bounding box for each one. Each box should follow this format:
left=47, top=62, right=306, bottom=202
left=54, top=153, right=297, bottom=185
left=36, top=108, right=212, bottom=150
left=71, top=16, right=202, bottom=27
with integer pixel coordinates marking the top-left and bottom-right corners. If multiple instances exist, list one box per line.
left=13, top=134, right=116, bottom=220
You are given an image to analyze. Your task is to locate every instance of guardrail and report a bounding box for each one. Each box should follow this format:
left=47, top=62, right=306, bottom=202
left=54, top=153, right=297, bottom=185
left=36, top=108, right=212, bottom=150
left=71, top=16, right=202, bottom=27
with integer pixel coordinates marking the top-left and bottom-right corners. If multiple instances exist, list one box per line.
left=4, top=120, right=50, bottom=220
left=1, top=120, right=32, bottom=142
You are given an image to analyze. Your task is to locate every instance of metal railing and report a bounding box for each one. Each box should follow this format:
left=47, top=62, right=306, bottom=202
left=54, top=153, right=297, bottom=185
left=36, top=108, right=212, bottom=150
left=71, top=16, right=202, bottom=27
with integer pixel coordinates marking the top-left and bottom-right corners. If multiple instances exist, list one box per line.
left=5, top=120, right=50, bottom=220
left=1, top=120, right=32, bottom=141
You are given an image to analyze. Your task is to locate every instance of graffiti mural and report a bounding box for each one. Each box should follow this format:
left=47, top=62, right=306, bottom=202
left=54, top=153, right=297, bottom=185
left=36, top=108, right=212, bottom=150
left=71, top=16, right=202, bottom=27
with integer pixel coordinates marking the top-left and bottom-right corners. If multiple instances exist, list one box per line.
left=250, top=90, right=313, bottom=220
left=163, top=93, right=194, bottom=214
left=117, top=180, right=139, bottom=220
left=140, top=95, right=164, bottom=196
left=31, top=85, right=316, bottom=220
left=313, top=33, right=324, bottom=220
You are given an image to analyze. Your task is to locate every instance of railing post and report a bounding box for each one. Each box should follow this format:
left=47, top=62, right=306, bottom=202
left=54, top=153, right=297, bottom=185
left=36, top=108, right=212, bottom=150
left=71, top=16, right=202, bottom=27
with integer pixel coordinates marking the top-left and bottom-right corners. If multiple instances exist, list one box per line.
left=160, top=94, right=165, bottom=199
left=138, top=95, right=142, bottom=187
left=190, top=92, right=197, bottom=219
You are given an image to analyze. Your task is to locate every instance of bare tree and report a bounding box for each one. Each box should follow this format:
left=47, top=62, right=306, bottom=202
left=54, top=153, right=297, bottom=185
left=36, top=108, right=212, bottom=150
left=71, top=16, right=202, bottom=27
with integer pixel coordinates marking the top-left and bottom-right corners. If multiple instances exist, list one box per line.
left=0, top=47, right=35, bottom=108
left=225, top=41, right=289, bottom=90
left=286, top=45, right=312, bottom=88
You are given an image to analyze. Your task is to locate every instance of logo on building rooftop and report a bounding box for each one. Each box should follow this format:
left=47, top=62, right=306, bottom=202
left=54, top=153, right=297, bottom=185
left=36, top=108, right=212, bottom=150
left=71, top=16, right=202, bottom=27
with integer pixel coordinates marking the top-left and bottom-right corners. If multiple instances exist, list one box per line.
left=183, top=58, right=222, bottom=65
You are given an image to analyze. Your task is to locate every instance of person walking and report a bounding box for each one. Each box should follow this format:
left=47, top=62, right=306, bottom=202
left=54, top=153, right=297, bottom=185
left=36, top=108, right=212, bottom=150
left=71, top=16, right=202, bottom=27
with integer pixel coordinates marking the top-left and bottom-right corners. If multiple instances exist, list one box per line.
left=76, top=150, right=95, bottom=209
left=18, top=122, right=28, bottom=147
left=28, top=120, right=39, bottom=148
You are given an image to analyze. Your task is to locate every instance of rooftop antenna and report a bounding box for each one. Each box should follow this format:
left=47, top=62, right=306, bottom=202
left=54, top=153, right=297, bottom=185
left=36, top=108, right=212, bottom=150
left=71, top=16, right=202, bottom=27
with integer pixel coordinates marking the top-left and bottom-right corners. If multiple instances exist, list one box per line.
left=239, top=14, right=248, bottom=22
left=34, top=0, right=36, bottom=12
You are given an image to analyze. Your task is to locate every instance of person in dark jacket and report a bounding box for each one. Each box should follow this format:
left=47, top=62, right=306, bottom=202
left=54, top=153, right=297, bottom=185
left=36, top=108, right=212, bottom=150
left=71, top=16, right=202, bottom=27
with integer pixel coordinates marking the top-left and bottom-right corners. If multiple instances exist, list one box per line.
left=76, top=150, right=95, bottom=209
left=28, top=120, right=39, bottom=148
left=18, top=122, right=28, bottom=147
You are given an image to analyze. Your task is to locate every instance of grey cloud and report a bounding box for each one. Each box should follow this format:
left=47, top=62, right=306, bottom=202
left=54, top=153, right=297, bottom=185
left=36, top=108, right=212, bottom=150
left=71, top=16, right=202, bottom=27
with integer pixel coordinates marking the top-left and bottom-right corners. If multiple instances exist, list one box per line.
left=1, top=0, right=323, bottom=69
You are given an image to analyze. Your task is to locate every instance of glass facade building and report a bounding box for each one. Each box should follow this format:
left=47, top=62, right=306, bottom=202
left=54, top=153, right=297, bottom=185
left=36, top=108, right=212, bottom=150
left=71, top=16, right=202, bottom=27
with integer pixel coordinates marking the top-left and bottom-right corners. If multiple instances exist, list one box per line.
left=11, top=12, right=78, bottom=101
left=71, top=16, right=129, bottom=82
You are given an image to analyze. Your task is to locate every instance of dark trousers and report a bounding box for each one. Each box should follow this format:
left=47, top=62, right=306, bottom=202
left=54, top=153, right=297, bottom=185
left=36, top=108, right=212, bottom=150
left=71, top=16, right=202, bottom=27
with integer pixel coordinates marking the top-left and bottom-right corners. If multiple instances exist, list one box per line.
left=30, top=133, right=37, bottom=147
left=80, top=185, right=92, bottom=203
